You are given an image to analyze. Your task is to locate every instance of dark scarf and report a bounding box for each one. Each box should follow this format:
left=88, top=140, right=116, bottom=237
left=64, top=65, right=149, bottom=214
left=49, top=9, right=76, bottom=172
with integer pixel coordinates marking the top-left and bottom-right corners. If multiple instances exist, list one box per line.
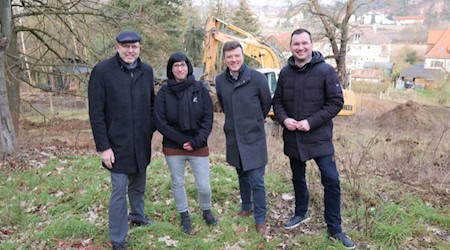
left=116, top=53, right=139, bottom=70
left=167, top=75, right=198, bottom=131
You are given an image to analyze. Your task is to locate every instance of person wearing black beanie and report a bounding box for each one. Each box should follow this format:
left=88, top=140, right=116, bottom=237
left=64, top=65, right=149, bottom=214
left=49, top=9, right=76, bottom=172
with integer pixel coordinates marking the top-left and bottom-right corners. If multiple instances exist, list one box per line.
left=155, top=52, right=217, bottom=234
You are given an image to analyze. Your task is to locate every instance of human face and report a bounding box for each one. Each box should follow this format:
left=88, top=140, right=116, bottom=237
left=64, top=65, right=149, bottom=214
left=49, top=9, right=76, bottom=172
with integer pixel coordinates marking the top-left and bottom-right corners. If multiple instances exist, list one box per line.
left=116, top=42, right=140, bottom=64
left=224, top=47, right=244, bottom=76
left=172, top=61, right=188, bottom=82
left=290, top=32, right=312, bottom=65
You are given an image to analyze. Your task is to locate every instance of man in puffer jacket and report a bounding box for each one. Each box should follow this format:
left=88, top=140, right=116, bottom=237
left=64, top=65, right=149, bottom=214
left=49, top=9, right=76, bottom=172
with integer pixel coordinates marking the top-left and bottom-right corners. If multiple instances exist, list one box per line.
left=272, top=28, right=355, bottom=249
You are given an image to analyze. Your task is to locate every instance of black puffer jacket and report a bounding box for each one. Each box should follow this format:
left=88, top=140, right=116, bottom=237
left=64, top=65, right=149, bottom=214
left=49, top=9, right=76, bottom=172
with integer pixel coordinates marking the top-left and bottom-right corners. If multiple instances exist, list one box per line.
left=272, top=51, right=343, bottom=161
left=88, top=53, right=155, bottom=174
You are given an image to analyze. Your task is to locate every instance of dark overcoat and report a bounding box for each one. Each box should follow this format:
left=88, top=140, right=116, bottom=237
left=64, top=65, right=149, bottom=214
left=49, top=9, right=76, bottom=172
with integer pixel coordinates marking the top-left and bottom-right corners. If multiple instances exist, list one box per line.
left=216, top=64, right=272, bottom=171
left=272, top=51, right=343, bottom=161
left=88, top=54, right=155, bottom=173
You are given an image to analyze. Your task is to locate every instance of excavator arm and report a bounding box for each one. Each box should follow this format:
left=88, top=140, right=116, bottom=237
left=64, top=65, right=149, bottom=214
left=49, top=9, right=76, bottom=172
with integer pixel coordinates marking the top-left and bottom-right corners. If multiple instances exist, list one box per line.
left=202, top=16, right=356, bottom=116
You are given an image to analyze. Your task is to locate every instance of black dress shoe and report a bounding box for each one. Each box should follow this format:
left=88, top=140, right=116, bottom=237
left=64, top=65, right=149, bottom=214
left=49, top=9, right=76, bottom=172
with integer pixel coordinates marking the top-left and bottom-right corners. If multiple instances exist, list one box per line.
left=131, top=218, right=154, bottom=227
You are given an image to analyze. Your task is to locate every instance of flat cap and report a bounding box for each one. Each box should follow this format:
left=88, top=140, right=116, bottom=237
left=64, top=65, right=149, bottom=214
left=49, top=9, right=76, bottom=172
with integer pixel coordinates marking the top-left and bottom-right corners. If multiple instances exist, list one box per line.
left=116, top=30, right=141, bottom=44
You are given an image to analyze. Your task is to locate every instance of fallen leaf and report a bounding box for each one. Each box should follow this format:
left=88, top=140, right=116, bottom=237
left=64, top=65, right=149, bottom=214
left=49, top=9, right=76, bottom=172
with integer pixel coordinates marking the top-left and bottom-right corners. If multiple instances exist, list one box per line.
left=281, top=193, right=294, bottom=201
left=232, top=224, right=248, bottom=235
left=158, top=236, right=178, bottom=247
left=54, top=190, right=64, bottom=197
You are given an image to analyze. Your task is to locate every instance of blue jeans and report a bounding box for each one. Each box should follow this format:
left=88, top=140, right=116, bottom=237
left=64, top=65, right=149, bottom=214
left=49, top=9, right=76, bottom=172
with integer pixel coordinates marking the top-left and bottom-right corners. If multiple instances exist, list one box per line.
left=236, top=166, right=267, bottom=224
left=165, top=155, right=212, bottom=212
left=109, top=171, right=147, bottom=245
left=289, top=155, right=342, bottom=235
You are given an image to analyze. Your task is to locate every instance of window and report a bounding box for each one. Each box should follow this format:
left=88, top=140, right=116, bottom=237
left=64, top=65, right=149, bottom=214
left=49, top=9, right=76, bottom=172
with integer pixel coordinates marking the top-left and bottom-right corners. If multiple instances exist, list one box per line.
left=265, top=72, right=277, bottom=96
left=431, top=61, right=444, bottom=68
left=353, top=33, right=361, bottom=43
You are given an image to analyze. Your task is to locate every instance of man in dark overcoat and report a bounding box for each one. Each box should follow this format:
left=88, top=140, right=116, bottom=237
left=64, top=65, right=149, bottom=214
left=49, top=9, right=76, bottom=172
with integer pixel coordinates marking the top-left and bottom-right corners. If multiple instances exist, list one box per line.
left=88, top=30, right=155, bottom=250
left=216, top=41, right=272, bottom=235
left=272, top=28, right=355, bottom=249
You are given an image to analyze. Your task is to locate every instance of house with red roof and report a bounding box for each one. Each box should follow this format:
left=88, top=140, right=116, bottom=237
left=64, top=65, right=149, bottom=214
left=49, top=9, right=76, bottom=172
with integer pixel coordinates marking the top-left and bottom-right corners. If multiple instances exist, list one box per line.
left=424, top=28, right=450, bottom=72
left=265, top=32, right=291, bottom=60
left=393, top=15, right=425, bottom=25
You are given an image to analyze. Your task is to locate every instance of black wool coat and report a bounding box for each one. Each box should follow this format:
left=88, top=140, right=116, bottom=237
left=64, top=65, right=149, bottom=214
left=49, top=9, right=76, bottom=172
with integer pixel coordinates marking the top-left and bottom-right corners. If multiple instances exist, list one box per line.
left=216, top=64, right=272, bottom=171
left=154, top=81, right=213, bottom=149
left=88, top=54, right=155, bottom=173
left=272, top=52, right=344, bottom=161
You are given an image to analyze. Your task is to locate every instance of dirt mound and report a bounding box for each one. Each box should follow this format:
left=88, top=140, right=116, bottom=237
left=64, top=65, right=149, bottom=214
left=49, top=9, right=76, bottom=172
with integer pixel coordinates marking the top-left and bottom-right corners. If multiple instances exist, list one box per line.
left=375, top=100, right=441, bottom=131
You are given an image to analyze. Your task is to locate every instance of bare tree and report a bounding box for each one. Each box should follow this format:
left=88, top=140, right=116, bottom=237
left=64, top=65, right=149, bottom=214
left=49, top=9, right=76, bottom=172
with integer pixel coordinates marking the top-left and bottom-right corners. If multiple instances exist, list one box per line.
left=0, top=0, right=17, bottom=157
left=5, top=0, right=120, bottom=128
left=307, top=0, right=363, bottom=89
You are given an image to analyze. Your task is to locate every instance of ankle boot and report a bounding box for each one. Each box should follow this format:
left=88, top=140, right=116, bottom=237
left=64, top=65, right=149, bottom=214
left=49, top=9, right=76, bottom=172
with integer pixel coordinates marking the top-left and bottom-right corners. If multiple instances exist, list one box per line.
left=202, top=209, right=217, bottom=226
left=180, top=211, right=191, bottom=234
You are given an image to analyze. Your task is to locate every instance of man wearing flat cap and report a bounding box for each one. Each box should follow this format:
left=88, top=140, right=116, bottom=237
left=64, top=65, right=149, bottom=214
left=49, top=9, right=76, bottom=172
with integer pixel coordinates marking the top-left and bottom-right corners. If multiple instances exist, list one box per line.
left=88, top=30, right=155, bottom=250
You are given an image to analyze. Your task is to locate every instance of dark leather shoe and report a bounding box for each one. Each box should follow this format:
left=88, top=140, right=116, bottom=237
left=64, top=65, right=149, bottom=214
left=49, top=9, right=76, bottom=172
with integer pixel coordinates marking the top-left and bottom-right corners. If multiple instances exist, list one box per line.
left=233, top=210, right=253, bottom=219
left=203, top=210, right=217, bottom=226
left=131, top=217, right=154, bottom=227
left=256, top=223, right=267, bottom=235
left=112, top=243, right=126, bottom=250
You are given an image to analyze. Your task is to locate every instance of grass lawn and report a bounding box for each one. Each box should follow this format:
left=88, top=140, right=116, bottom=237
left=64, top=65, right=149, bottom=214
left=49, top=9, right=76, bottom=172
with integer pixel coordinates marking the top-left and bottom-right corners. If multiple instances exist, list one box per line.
left=1, top=155, right=449, bottom=249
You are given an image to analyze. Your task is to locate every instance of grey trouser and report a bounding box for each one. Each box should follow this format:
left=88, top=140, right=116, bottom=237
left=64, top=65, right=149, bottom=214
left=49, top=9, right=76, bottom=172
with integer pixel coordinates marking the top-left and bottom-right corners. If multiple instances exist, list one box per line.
left=165, top=155, right=212, bottom=212
left=109, top=171, right=147, bottom=245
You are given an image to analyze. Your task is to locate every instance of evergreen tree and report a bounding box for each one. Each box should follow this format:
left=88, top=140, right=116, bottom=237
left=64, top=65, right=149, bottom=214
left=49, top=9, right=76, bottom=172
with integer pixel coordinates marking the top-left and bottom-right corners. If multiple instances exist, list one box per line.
left=231, top=0, right=260, bottom=34
left=107, top=0, right=186, bottom=63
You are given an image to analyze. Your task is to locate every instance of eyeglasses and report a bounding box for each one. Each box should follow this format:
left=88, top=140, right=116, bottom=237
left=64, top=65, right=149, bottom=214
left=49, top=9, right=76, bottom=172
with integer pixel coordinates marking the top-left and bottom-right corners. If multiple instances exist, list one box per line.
left=173, top=63, right=187, bottom=69
left=119, top=44, right=140, bottom=50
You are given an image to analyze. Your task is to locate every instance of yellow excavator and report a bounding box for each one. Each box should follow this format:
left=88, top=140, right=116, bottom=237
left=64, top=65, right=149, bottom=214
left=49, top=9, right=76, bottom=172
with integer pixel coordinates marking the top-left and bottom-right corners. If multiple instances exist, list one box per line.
left=202, top=16, right=356, bottom=116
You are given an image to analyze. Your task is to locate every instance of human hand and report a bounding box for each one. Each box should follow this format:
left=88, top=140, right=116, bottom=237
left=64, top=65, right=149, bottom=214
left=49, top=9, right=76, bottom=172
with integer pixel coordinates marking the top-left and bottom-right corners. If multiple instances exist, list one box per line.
left=183, top=142, right=193, bottom=151
left=101, top=148, right=115, bottom=169
left=296, top=119, right=310, bottom=132
left=283, top=118, right=298, bottom=131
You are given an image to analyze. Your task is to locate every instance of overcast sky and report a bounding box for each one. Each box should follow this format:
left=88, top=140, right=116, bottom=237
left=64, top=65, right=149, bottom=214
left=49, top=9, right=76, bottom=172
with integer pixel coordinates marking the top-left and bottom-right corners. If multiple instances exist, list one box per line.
left=193, top=0, right=287, bottom=7
left=248, top=0, right=287, bottom=6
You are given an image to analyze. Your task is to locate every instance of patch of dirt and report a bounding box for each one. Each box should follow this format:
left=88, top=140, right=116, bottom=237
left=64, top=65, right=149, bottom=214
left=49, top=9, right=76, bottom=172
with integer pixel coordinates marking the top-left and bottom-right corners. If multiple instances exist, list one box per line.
left=375, top=100, right=442, bottom=131
left=20, top=118, right=91, bottom=131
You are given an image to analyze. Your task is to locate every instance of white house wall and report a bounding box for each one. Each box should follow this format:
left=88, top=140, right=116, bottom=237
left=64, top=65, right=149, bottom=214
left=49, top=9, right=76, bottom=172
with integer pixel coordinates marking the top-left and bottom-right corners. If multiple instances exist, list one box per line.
left=424, top=58, right=450, bottom=72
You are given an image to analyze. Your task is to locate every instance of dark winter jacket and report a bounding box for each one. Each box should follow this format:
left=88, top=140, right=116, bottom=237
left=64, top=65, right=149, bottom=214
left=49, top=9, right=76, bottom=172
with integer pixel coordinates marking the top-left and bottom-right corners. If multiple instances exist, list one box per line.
left=272, top=51, right=343, bottom=161
left=88, top=53, right=155, bottom=174
left=216, top=64, right=272, bottom=171
left=154, top=80, right=213, bottom=150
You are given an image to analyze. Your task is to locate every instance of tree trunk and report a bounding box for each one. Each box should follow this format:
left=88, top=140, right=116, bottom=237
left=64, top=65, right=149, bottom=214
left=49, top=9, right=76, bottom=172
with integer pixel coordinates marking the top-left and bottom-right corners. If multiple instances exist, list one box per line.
left=0, top=0, right=17, bottom=157
left=0, top=49, right=17, bottom=158
left=6, top=29, right=21, bottom=132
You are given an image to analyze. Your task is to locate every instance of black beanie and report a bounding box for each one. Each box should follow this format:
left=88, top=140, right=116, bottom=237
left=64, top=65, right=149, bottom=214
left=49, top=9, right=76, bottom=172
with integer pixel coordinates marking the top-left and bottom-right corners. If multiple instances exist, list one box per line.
left=166, top=52, right=194, bottom=80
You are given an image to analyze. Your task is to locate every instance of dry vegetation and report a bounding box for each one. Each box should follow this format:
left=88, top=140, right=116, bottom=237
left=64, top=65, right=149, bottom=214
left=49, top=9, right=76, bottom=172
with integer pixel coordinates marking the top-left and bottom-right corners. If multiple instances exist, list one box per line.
left=2, top=90, right=449, bottom=248
left=13, top=92, right=450, bottom=200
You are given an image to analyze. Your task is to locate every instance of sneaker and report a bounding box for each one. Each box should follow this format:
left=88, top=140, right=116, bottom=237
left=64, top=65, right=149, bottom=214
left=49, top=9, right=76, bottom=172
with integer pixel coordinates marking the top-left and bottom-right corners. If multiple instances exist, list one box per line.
left=203, top=210, right=217, bottom=226
left=283, top=213, right=310, bottom=229
left=329, top=232, right=356, bottom=249
left=131, top=217, right=154, bottom=227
